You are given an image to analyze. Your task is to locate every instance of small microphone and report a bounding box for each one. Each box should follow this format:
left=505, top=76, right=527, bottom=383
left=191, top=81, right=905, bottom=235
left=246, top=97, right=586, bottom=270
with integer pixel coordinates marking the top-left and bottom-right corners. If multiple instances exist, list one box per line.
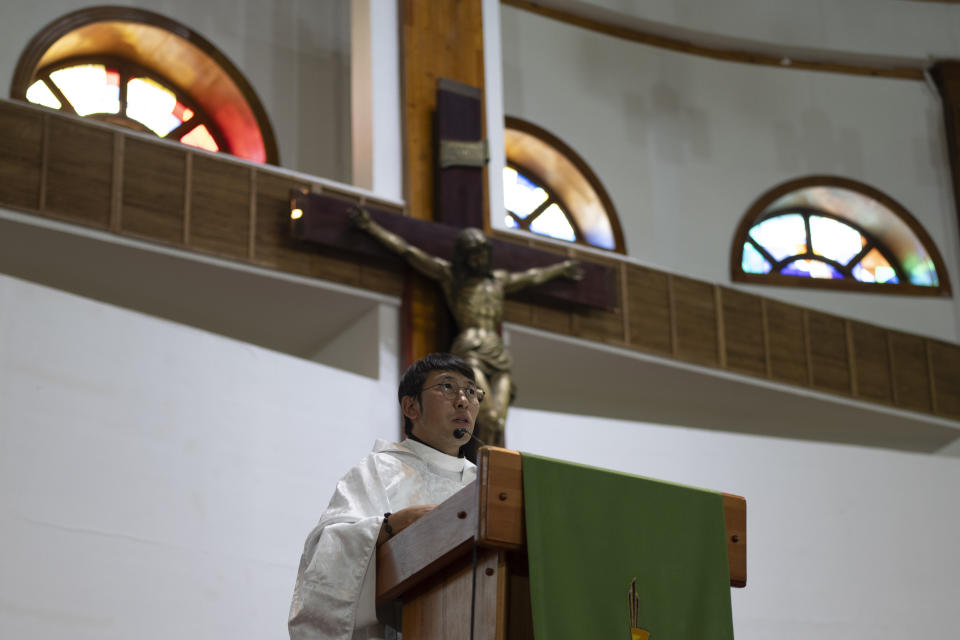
left=453, top=428, right=487, bottom=447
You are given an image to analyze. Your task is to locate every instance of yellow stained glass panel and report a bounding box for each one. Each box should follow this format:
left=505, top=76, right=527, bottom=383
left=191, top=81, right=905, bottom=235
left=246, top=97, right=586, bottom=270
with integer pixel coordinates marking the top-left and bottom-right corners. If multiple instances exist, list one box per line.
left=180, top=125, right=219, bottom=152
left=50, top=65, right=120, bottom=116
left=26, top=81, right=61, bottom=109
left=126, top=77, right=181, bottom=136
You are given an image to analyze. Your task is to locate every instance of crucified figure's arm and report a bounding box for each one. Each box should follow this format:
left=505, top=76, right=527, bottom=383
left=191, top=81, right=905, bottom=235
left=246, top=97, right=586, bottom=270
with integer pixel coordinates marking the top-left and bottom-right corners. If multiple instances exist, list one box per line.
left=349, top=206, right=450, bottom=282
left=503, top=258, right=584, bottom=293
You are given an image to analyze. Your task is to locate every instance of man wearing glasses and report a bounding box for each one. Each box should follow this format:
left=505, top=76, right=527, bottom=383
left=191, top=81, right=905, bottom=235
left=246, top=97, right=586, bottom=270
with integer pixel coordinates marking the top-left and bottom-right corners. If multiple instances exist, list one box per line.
left=289, top=353, right=484, bottom=640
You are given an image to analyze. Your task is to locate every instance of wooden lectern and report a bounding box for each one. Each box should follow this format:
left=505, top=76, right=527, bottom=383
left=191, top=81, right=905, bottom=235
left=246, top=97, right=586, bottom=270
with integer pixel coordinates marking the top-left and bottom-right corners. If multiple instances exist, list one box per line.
left=376, top=447, right=746, bottom=639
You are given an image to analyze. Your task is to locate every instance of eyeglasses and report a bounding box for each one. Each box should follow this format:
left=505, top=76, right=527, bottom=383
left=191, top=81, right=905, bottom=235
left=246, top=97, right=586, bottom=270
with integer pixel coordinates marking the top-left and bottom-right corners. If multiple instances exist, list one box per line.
left=423, top=381, right=485, bottom=404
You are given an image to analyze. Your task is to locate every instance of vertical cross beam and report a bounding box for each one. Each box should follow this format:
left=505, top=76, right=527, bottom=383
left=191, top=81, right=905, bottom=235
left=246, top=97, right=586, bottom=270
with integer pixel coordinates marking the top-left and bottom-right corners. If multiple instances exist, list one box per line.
left=400, top=0, right=486, bottom=364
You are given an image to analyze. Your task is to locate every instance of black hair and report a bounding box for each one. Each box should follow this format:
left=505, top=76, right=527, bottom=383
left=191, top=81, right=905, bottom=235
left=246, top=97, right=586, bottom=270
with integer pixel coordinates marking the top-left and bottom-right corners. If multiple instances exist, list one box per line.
left=398, top=352, right=476, bottom=435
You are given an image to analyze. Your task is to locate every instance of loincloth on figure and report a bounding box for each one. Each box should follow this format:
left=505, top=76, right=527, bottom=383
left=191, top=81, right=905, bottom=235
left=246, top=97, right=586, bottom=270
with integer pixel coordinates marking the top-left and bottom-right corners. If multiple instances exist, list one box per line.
left=450, top=331, right=517, bottom=403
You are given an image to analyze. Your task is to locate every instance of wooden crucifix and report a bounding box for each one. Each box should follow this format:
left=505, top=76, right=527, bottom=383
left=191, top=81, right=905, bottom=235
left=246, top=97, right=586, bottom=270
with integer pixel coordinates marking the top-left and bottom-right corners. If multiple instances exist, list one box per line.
left=290, top=191, right=615, bottom=447
left=291, top=45, right=615, bottom=445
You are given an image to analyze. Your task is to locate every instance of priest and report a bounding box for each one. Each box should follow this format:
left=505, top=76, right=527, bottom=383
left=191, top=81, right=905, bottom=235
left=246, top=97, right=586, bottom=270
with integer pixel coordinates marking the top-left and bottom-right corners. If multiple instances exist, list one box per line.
left=288, top=353, right=482, bottom=640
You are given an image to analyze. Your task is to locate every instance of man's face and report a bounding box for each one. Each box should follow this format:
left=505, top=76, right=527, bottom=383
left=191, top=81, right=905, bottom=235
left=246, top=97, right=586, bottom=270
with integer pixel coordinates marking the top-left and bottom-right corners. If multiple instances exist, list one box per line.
left=403, top=369, right=480, bottom=456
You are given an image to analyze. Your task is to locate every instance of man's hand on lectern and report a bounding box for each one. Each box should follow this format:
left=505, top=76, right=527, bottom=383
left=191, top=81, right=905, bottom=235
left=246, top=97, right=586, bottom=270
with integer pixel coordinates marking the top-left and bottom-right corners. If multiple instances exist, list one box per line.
left=377, top=504, right=436, bottom=546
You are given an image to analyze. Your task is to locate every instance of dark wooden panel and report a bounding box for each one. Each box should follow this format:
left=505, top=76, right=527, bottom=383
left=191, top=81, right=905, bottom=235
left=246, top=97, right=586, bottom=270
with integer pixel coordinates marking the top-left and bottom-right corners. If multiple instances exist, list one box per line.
left=307, top=251, right=363, bottom=287
left=929, top=341, right=960, bottom=418
left=121, top=138, right=186, bottom=243
left=807, top=311, right=851, bottom=394
left=254, top=171, right=312, bottom=275
left=573, top=257, right=623, bottom=343
left=506, top=562, right=534, bottom=639
left=850, top=322, right=893, bottom=404
left=625, top=265, right=672, bottom=355
left=190, top=154, right=250, bottom=259
left=575, top=305, right=624, bottom=344
left=46, top=118, right=112, bottom=226
left=721, top=287, right=766, bottom=376
left=0, top=103, right=43, bottom=210
left=502, top=299, right=532, bottom=325
left=436, top=79, right=484, bottom=229
left=359, top=264, right=404, bottom=296
left=672, top=276, right=718, bottom=366
left=528, top=304, right=573, bottom=336
left=889, top=332, right=932, bottom=413
left=765, top=300, right=808, bottom=385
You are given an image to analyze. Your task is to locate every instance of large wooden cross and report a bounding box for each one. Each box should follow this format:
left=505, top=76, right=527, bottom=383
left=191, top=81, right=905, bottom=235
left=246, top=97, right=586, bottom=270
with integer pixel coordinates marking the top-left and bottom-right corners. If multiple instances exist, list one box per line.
left=290, top=182, right=616, bottom=358
left=290, top=0, right=615, bottom=373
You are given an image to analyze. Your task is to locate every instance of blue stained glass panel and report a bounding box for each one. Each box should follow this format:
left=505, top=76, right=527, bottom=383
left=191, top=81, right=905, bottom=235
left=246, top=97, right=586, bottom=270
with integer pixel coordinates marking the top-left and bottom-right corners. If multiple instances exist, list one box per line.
left=741, top=242, right=771, bottom=274
left=781, top=259, right=843, bottom=280
left=503, top=166, right=548, bottom=218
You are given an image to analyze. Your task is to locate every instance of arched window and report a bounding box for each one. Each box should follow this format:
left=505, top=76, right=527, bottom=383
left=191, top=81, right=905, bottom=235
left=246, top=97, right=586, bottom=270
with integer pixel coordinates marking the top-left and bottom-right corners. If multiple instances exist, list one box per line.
left=503, top=117, right=625, bottom=253
left=732, top=176, right=951, bottom=296
left=10, top=6, right=278, bottom=164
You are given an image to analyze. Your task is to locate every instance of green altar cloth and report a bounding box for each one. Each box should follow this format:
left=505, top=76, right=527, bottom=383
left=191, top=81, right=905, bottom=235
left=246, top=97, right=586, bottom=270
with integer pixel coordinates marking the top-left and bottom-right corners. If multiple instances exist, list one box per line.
left=522, top=453, right=734, bottom=640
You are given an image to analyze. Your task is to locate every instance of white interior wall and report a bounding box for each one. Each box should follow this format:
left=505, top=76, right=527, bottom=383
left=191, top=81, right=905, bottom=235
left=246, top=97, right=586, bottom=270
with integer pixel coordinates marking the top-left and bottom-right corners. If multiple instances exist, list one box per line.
left=0, top=274, right=399, bottom=640
left=4, top=267, right=958, bottom=640
left=350, top=0, right=402, bottom=201
left=550, top=0, right=960, bottom=61
left=508, top=407, right=960, bottom=640
left=500, top=5, right=960, bottom=342
left=0, top=0, right=352, bottom=180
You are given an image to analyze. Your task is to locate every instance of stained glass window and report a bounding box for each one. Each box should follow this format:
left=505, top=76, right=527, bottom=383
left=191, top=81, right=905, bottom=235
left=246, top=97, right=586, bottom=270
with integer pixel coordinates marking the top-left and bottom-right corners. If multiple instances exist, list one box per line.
left=503, top=165, right=581, bottom=244
left=503, top=118, right=625, bottom=252
left=743, top=210, right=905, bottom=285
left=13, top=9, right=278, bottom=164
left=734, top=179, right=948, bottom=295
left=25, top=60, right=227, bottom=154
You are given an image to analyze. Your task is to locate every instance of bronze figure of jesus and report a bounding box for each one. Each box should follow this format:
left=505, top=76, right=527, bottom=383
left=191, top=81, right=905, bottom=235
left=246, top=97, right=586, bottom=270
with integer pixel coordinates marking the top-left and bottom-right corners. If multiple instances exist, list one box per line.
left=350, top=207, right=582, bottom=446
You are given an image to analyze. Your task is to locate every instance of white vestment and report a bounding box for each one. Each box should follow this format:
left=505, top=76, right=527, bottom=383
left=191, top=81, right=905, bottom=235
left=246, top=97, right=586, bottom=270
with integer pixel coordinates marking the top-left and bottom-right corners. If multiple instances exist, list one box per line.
left=289, top=438, right=477, bottom=640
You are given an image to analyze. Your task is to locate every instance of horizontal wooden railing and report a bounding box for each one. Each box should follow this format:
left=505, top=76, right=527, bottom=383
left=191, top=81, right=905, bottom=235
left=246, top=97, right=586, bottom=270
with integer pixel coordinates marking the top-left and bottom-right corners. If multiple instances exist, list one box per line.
left=1, top=97, right=958, bottom=425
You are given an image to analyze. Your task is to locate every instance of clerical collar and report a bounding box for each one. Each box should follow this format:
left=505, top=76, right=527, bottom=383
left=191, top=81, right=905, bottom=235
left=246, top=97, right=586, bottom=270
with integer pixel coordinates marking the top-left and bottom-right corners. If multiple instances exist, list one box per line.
left=401, top=437, right=467, bottom=473
left=406, top=433, right=466, bottom=459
